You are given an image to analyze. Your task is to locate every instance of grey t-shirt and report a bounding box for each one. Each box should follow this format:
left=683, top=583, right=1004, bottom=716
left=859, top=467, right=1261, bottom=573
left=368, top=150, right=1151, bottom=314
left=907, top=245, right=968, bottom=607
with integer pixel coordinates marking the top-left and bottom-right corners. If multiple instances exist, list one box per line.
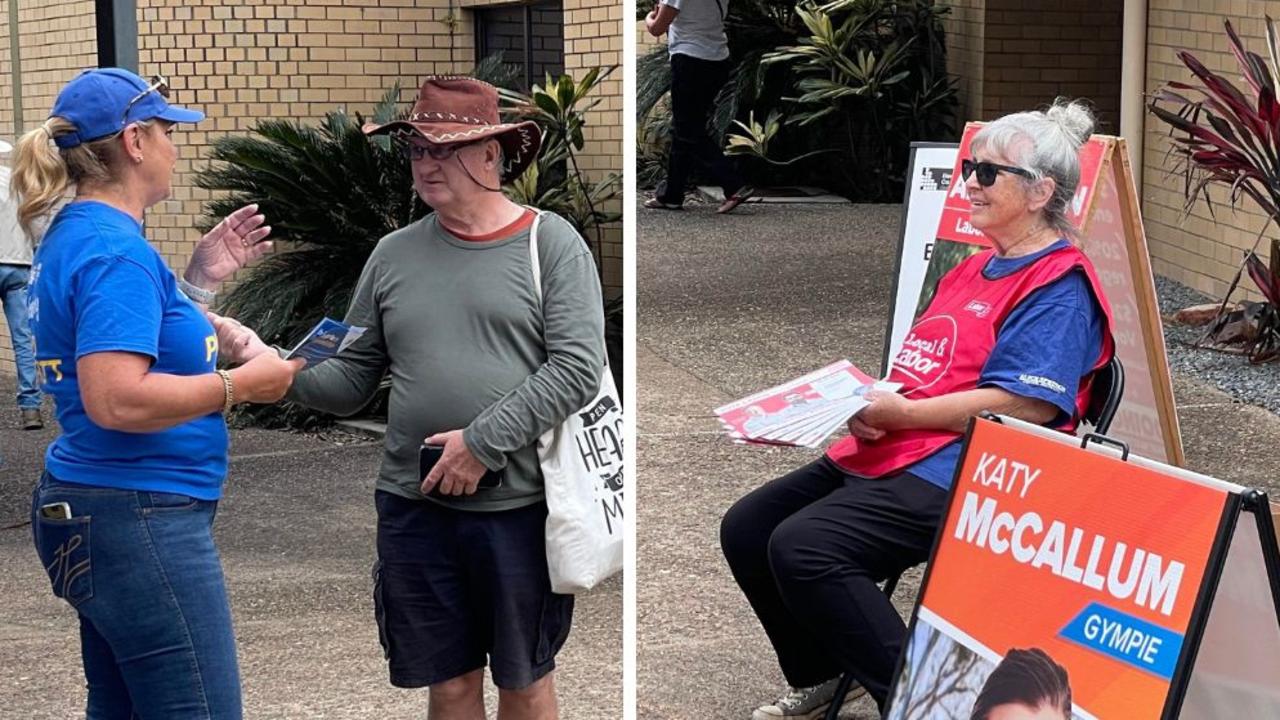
left=287, top=209, right=605, bottom=511
left=663, top=0, right=730, bottom=61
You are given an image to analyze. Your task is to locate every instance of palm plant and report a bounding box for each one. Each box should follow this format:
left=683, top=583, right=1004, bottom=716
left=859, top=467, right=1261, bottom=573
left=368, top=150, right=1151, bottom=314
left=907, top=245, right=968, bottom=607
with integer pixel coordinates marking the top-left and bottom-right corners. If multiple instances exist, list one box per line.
left=636, top=0, right=808, bottom=192
left=1149, top=16, right=1280, bottom=362
left=197, top=88, right=424, bottom=427
left=201, top=65, right=622, bottom=426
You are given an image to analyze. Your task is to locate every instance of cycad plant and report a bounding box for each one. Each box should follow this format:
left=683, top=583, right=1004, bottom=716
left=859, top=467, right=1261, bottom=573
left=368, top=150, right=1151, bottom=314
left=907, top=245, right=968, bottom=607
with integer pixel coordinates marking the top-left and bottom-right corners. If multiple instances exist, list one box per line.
left=202, top=65, right=622, bottom=427
left=1149, top=16, right=1280, bottom=362
left=199, top=88, right=425, bottom=427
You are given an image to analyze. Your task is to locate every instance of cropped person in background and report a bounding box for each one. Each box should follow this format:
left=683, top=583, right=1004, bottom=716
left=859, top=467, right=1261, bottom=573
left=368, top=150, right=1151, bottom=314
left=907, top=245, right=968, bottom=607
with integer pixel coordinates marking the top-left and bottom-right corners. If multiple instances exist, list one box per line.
left=0, top=138, right=46, bottom=429
left=644, top=0, right=752, bottom=213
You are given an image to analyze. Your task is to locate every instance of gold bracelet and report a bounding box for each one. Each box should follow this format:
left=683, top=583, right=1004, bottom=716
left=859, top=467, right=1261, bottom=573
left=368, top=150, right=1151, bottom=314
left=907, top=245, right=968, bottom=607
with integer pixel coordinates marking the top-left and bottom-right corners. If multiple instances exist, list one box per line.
left=215, top=369, right=235, bottom=415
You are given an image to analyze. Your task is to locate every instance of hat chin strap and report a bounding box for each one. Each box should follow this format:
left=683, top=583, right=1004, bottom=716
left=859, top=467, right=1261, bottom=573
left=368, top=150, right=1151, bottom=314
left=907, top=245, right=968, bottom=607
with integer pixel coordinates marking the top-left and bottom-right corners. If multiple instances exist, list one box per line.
left=457, top=153, right=502, bottom=193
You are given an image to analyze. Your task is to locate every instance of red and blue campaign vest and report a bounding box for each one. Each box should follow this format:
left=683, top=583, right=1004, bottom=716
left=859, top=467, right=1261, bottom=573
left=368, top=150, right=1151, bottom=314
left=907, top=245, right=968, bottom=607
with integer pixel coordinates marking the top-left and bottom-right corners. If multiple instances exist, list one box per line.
left=828, top=244, right=1115, bottom=478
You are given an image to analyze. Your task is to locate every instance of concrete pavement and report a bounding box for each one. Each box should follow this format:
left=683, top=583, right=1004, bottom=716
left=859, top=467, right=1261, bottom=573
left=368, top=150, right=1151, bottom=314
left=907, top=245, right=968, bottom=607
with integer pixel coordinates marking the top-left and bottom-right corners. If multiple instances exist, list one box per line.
left=0, top=384, right=621, bottom=719
left=636, top=199, right=1280, bottom=719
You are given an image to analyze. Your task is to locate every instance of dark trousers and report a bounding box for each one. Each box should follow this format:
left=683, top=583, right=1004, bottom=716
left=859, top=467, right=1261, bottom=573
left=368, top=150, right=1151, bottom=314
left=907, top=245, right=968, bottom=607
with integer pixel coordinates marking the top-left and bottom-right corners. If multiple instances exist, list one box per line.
left=657, top=53, right=744, bottom=203
left=719, top=457, right=948, bottom=708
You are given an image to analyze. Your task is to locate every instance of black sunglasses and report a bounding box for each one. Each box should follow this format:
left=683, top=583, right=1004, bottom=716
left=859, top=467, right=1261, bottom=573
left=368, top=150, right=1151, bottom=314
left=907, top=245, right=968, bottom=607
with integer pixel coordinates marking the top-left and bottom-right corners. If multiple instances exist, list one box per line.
left=120, top=75, right=170, bottom=129
left=961, top=158, right=1035, bottom=187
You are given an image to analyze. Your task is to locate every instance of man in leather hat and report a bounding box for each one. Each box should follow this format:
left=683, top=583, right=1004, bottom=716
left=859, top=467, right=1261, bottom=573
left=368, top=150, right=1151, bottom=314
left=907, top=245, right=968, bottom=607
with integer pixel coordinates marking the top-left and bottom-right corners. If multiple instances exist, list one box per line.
left=280, top=76, right=605, bottom=719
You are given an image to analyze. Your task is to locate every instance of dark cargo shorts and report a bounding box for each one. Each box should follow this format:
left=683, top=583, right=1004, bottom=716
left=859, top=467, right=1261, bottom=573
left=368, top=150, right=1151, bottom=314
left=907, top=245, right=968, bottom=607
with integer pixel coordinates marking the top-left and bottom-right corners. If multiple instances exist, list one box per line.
left=372, top=490, right=574, bottom=690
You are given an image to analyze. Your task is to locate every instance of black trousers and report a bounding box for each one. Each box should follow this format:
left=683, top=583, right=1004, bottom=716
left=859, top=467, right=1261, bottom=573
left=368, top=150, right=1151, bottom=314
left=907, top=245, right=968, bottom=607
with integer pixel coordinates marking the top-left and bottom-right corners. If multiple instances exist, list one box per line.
left=657, top=53, right=744, bottom=204
left=720, top=457, right=948, bottom=708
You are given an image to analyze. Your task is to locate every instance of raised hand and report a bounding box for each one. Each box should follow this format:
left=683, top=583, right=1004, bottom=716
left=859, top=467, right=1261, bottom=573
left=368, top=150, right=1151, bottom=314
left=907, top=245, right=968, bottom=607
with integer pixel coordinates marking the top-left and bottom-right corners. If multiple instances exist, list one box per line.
left=184, top=204, right=273, bottom=289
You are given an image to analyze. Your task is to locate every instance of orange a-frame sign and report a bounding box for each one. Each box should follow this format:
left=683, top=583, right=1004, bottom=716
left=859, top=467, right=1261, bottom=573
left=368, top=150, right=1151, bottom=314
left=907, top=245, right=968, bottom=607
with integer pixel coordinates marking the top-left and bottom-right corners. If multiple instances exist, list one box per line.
left=884, top=416, right=1280, bottom=720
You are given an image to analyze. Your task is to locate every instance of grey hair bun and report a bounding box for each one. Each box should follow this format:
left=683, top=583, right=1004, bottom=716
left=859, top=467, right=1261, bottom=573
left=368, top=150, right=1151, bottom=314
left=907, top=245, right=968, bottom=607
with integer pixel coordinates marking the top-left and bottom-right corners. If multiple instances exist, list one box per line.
left=1044, top=98, right=1095, bottom=149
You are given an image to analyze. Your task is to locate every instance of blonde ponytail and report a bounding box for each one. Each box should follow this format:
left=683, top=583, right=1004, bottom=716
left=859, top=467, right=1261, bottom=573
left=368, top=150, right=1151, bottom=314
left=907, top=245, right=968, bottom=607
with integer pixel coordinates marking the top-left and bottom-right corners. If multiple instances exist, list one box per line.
left=12, top=119, right=71, bottom=241
left=10, top=116, right=129, bottom=241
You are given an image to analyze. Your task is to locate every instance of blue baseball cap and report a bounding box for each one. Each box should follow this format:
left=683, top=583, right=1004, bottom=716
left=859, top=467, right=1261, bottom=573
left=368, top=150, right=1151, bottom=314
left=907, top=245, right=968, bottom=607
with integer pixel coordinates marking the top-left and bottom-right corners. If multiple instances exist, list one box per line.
left=50, top=68, right=205, bottom=149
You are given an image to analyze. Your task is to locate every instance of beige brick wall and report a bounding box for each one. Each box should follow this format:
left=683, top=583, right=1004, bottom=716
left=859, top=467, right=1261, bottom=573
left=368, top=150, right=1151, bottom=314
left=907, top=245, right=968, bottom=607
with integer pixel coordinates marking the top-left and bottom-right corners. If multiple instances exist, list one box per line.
left=942, top=1, right=1122, bottom=129
left=564, top=0, right=622, bottom=298
left=1143, top=2, right=1270, bottom=301
left=0, top=0, right=622, bottom=377
left=942, top=0, right=1265, bottom=300
left=940, top=0, right=985, bottom=125
left=135, top=0, right=477, bottom=273
left=981, top=1, right=1122, bottom=131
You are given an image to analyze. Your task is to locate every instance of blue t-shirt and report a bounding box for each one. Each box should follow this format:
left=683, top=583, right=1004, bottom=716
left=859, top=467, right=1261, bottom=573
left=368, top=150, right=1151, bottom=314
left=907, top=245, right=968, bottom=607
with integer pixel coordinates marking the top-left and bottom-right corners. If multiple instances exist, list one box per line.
left=908, top=240, right=1104, bottom=489
left=30, top=201, right=227, bottom=499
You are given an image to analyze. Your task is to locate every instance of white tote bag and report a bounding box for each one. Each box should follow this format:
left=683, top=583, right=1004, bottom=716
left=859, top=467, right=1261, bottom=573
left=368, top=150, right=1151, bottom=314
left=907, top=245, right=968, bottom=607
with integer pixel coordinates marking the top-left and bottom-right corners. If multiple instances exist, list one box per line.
left=528, top=211, right=625, bottom=594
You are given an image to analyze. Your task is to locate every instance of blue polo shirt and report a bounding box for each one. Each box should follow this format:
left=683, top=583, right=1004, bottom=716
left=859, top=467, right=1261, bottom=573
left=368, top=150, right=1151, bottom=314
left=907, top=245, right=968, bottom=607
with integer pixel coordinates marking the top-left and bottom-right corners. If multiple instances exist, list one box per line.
left=30, top=200, right=227, bottom=499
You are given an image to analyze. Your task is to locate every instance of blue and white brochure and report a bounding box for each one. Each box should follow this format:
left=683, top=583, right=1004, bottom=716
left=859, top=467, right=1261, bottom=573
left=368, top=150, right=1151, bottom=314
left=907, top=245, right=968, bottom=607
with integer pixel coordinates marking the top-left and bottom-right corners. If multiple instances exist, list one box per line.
left=285, top=318, right=366, bottom=365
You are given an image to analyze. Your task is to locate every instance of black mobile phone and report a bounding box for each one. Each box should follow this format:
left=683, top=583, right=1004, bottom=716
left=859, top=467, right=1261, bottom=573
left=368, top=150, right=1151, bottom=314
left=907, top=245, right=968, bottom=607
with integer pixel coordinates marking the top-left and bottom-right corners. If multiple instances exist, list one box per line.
left=419, top=444, right=503, bottom=496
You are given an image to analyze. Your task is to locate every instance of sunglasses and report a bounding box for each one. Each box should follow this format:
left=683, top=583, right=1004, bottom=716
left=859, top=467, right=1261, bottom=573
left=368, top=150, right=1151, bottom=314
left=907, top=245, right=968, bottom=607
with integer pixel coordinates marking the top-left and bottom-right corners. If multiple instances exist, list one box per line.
left=120, top=75, right=170, bottom=130
left=961, top=158, right=1035, bottom=187
left=403, top=139, right=481, bottom=161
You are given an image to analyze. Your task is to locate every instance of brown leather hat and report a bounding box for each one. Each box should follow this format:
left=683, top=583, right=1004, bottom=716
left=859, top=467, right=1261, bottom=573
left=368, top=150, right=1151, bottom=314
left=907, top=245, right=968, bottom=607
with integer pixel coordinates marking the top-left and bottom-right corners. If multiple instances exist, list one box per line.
left=363, top=76, right=542, bottom=182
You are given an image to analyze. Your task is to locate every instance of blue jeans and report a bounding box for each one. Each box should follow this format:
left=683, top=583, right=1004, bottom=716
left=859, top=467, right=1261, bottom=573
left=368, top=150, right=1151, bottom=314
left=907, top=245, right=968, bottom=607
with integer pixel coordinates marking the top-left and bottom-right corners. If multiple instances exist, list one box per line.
left=0, top=263, right=40, bottom=409
left=31, top=473, right=242, bottom=719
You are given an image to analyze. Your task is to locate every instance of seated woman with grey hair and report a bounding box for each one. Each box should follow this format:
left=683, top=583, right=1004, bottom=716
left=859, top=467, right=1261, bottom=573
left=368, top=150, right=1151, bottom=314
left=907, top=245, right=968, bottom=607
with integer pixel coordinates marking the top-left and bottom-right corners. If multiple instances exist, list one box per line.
left=719, top=99, right=1115, bottom=720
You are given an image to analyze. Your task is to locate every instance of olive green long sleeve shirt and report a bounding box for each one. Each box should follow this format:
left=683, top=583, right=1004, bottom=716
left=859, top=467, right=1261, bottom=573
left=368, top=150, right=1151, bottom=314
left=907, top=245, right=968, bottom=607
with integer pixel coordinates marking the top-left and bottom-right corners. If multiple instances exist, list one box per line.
left=287, top=210, right=605, bottom=511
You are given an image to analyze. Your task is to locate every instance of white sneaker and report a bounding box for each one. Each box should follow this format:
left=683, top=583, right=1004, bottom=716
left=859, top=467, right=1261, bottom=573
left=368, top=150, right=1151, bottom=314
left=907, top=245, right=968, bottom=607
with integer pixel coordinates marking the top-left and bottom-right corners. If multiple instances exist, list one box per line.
left=751, top=677, right=867, bottom=720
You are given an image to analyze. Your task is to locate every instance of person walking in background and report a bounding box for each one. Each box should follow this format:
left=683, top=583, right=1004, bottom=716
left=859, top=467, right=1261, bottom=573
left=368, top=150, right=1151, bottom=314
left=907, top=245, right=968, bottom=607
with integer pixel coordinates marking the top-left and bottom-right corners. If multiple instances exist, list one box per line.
left=0, top=138, right=46, bottom=429
left=644, top=0, right=752, bottom=213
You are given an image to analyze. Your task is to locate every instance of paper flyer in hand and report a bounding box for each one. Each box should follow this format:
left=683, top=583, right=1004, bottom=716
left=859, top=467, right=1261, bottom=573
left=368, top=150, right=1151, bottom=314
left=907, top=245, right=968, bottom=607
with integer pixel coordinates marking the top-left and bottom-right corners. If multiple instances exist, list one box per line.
left=715, top=360, right=902, bottom=448
left=285, top=318, right=366, bottom=365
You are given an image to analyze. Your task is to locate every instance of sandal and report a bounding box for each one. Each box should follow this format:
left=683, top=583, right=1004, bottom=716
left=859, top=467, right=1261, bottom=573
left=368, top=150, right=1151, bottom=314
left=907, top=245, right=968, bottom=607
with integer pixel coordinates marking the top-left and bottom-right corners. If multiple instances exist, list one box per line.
left=717, top=186, right=754, bottom=214
left=644, top=197, right=684, bottom=210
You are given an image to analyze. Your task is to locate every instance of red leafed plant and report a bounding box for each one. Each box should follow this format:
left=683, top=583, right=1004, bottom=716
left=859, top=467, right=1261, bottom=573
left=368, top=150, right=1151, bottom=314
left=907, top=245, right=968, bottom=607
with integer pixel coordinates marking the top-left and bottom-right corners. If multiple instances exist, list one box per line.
left=1149, top=16, right=1280, bottom=362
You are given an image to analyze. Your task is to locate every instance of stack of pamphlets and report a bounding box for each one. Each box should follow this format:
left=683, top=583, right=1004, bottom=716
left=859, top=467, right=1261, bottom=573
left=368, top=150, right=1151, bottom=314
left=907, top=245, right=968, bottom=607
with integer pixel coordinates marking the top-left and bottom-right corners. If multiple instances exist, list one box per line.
left=285, top=318, right=367, bottom=365
left=715, top=360, right=902, bottom=448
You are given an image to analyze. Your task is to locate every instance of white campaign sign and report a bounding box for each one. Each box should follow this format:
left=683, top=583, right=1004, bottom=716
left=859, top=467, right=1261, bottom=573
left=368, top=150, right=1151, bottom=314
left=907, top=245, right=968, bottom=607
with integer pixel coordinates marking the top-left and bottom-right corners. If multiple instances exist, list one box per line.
left=883, top=144, right=958, bottom=372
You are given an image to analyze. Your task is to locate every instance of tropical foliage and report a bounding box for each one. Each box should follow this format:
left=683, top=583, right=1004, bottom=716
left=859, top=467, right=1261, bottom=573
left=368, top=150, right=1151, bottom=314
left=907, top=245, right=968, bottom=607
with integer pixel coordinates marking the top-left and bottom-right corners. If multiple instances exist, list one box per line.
left=201, top=63, right=622, bottom=426
left=1149, top=16, right=1280, bottom=362
left=500, top=67, right=623, bottom=282
left=638, top=0, right=957, bottom=201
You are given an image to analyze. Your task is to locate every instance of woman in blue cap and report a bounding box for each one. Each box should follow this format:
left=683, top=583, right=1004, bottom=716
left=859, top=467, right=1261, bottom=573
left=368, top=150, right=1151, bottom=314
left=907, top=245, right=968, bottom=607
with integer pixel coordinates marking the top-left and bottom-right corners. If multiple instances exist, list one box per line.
left=12, top=67, right=305, bottom=718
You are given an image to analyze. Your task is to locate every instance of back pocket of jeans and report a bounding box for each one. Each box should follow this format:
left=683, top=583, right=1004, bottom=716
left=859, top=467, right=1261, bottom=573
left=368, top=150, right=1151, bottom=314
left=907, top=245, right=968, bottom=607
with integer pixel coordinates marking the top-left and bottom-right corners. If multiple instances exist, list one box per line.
left=34, top=516, right=93, bottom=607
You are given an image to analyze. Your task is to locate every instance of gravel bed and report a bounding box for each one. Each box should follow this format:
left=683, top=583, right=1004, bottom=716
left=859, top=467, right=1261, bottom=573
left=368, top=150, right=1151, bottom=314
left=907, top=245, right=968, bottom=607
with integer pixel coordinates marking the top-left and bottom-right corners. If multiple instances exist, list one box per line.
left=1155, top=274, right=1280, bottom=414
